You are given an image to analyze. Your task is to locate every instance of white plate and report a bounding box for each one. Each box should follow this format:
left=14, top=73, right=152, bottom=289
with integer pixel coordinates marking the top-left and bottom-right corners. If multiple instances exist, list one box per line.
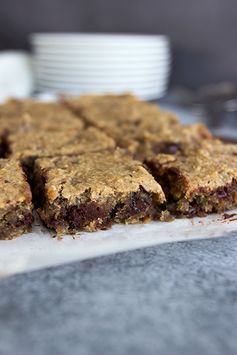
left=36, top=73, right=170, bottom=86
left=36, top=89, right=168, bottom=100
left=36, top=83, right=169, bottom=93
left=31, top=33, right=169, bottom=47
left=35, top=63, right=171, bottom=78
left=33, top=44, right=169, bottom=56
left=34, top=61, right=171, bottom=74
left=35, top=65, right=170, bottom=81
left=34, top=55, right=170, bottom=69
left=36, top=86, right=168, bottom=101
left=34, top=51, right=170, bottom=63
left=34, top=55, right=171, bottom=70
left=36, top=77, right=168, bottom=90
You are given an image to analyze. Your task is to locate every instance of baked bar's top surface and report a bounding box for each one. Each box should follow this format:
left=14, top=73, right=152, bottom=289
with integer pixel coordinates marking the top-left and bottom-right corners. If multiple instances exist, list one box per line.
left=35, top=149, right=166, bottom=204
left=9, top=127, right=115, bottom=160
left=0, top=99, right=23, bottom=118
left=142, top=123, right=212, bottom=142
left=69, top=95, right=178, bottom=129
left=111, top=122, right=212, bottom=159
left=0, top=117, right=24, bottom=136
left=134, top=123, right=212, bottom=158
left=0, top=159, right=32, bottom=208
left=147, top=140, right=237, bottom=199
left=21, top=100, right=81, bottom=119
left=0, top=101, right=84, bottom=135
left=21, top=101, right=84, bottom=131
left=62, top=93, right=139, bottom=112
left=106, top=111, right=179, bottom=139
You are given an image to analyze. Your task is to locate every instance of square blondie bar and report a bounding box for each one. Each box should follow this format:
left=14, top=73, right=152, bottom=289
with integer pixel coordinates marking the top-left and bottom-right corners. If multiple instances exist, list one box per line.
left=20, top=101, right=84, bottom=132
left=34, top=150, right=166, bottom=234
left=102, top=120, right=211, bottom=161
left=62, top=93, right=139, bottom=115
left=131, top=123, right=212, bottom=160
left=8, top=127, right=115, bottom=173
left=0, top=159, right=33, bottom=239
left=146, top=140, right=237, bottom=217
left=0, top=101, right=84, bottom=140
left=82, top=101, right=178, bottom=130
left=0, top=101, right=84, bottom=161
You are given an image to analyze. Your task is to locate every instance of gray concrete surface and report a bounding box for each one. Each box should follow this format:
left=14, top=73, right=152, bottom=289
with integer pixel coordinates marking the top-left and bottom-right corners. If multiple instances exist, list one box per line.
left=0, top=236, right=237, bottom=355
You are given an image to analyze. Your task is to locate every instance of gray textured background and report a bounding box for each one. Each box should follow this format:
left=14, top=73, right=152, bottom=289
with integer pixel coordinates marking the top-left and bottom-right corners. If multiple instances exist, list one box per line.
left=0, top=236, right=237, bottom=355
left=0, top=0, right=237, bottom=88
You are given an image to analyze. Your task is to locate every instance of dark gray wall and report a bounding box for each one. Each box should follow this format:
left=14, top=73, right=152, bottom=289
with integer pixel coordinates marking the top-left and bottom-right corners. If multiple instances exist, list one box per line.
left=1, top=0, right=237, bottom=88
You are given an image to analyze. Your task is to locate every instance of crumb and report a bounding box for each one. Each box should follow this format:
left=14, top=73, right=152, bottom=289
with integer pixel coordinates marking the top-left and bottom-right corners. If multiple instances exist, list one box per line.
left=222, top=213, right=237, bottom=222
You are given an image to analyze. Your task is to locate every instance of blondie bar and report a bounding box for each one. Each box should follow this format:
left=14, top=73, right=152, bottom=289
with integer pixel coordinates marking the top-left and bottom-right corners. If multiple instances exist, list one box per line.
left=0, top=101, right=84, bottom=139
left=0, top=159, right=33, bottom=239
left=146, top=140, right=237, bottom=217
left=62, top=93, right=139, bottom=115
left=131, top=123, right=212, bottom=160
left=34, top=149, right=166, bottom=234
left=82, top=101, right=177, bottom=130
left=8, top=127, right=115, bottom=172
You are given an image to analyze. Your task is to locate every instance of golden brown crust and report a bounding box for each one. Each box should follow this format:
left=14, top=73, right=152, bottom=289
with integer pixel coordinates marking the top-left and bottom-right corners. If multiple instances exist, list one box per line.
left=9, top=127, right=115, bottom=162
left=0, top=100, right=84, bottom=135
left=0, top=98, right=23, bottom=118
left=64, top=93, right=178, bottom=130
left=83, top=103, right=177, bottom=131
left=133, top=123, right=213, bottom=160
left=36, top=149, right=165, bottom=204
left=62, top=93, right=139, bottom=112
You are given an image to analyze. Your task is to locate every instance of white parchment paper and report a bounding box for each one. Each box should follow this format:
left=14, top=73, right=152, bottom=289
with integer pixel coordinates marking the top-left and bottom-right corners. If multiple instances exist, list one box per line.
left=0, top=212, right=237, bottom=277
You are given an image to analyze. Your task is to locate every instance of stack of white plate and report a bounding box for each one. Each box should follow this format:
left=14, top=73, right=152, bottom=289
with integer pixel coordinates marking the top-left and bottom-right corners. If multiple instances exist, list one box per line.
left=31, top=33, right=171, bottom=100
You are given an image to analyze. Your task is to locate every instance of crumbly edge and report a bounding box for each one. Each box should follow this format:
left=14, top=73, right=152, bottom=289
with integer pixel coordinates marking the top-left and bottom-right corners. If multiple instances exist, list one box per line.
left=146, top=160, right=237, bottom=217
left=0, top=203, right=33, bottom=240
left=38, top=189, right=164, bottom=234
left=0, top=153, right=33, bottom=239
left=173, top=180, right=237, bottom=217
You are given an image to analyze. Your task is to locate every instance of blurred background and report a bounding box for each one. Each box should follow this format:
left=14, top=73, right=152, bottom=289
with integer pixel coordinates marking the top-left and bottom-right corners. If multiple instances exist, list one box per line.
left=1, top=0, right=236, bottom=88
left=0, top=0, right=237, bottom=135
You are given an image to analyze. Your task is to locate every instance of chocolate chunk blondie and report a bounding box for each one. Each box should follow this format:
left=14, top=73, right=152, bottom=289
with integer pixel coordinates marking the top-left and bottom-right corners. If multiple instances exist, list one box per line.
left=65, top=94, right=178, bottom=131
left=0, top=101, right=84, bottom=139
left=146, top=140, right=237, bottom=217
left=102, top=120, right=211, bottom=161
left=19, top=101, right=84, bottom=131
left=8, top=127, right=115, bottom=173
left=34, top=149, right=166, bottom=234
left=0, top=159, right=33, bottom=239
left=130, top=123, right=212, bottom=160
left=62, top=93, right=139, bottom=115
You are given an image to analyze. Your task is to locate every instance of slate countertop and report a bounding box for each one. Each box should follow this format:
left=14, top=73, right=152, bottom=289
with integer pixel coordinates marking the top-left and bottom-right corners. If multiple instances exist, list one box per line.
left=0, top=236, right=237, bottom=355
